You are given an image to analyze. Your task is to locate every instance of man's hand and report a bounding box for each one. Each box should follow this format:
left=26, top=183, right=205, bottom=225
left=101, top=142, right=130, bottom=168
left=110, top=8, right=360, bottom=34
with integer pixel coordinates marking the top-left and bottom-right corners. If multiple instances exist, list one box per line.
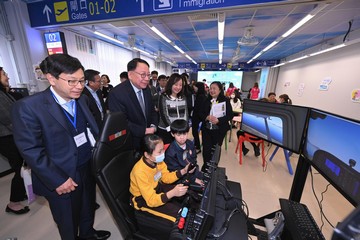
left=56, top=178, right=78, bottom=195
left=145, top=127, right=156, bottom=134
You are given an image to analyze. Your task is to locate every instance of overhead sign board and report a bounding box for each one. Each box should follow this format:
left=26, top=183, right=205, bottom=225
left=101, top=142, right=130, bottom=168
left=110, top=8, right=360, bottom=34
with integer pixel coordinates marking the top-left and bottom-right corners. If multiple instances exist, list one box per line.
left=28, top=0, right=286, bottom=28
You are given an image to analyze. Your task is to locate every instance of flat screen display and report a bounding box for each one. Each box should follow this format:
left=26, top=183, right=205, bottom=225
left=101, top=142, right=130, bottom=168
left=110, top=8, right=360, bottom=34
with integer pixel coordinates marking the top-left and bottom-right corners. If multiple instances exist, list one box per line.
left=240, top=99, right=309, bottom=153
left=303, top=109, right=360, bottom=206
left=197, top=71, right=243, bottom=90
left=44, top=31, right=68, bottom=55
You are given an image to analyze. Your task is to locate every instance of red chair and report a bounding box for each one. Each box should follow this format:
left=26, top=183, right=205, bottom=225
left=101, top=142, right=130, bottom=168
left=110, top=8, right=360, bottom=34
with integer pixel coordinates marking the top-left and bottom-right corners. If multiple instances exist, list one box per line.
left=235, top=133, right=266, bottom=168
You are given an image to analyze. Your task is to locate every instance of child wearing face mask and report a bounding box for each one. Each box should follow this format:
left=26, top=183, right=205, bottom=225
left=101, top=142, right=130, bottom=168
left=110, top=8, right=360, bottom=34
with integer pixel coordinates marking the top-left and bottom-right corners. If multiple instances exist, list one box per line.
left=130, top=134, right=193, bottom=224
left=229, top=89, right=242, bottom=112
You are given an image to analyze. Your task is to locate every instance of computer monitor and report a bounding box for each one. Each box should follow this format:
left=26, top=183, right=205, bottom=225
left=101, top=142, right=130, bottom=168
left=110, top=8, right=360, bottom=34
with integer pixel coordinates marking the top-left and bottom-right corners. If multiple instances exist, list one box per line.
left=195, top=145, right=221, bottom=240
left=240, top=99, right=309, bottom=153
left=303, top=109, right=360, bottom=206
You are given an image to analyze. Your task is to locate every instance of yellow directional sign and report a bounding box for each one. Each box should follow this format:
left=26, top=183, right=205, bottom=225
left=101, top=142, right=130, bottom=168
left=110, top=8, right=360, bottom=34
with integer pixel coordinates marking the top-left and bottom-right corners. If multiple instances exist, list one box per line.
left=54, top=1, right=69, bottom=22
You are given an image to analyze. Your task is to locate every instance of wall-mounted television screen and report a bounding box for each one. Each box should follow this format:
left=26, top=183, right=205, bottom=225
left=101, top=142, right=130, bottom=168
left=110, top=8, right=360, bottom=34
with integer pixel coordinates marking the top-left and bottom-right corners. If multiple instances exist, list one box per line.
left=197, top=71, right=243, bottom=90
left=240, top=99, right=309, bottom=153
left=303, top=108, right=360, bottom=206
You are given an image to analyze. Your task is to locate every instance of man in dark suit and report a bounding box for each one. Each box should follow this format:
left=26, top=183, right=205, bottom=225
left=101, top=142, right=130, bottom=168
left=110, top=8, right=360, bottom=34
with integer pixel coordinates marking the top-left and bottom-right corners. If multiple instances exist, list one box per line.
left=11, top=54, right=110, bottom=240
left=156, top=74, right=167, bottom=95
left=107, top=58, right=158, bottom=152
left=82, top=69, right=107, bottom=129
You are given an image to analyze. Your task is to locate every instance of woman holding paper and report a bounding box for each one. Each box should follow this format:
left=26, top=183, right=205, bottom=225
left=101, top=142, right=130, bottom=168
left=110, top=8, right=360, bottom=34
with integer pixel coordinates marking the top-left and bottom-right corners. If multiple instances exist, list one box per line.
left=0, top=67, right=29, bottom=214
left=199, top=81, right=233, bottom=171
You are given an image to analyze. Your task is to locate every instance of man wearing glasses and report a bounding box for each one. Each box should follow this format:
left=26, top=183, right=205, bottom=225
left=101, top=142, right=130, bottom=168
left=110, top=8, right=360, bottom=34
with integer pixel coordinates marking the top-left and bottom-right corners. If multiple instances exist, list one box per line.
left=82, top=69, right=107, bottom=129
left=108, top=58, right=158, bottom=155
left=11, top=54, right=111, bottom=240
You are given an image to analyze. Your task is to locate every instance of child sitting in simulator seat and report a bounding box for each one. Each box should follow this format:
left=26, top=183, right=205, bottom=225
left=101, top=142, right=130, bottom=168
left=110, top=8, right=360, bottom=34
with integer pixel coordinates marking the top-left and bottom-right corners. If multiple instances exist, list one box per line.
left=129, top=134, right=193, bottom=223
left=165, top=119, right=204, bottom=186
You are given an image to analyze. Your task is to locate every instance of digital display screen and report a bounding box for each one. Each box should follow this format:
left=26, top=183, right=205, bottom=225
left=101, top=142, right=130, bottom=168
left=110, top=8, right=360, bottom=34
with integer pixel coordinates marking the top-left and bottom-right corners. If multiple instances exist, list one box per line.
left=240, top=99, right=309, bottom=153
left=44, top=31, right=67, bottom=55
left=197, top=71, right=243, bottom=90
left=303, top=109, right=360, bottom=205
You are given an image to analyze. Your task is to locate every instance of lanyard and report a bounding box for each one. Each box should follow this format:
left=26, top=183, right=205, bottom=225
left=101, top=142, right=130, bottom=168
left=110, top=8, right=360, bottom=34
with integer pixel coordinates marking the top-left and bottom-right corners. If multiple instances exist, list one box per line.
left=51, top=92, right=77, bottom=130
left=63, top=103, right=77, bottom=130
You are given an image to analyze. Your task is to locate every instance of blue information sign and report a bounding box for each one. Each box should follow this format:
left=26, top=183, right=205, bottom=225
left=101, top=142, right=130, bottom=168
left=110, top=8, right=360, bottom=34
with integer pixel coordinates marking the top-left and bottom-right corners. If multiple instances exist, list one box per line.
left=27, top=0, right=286, bottom=28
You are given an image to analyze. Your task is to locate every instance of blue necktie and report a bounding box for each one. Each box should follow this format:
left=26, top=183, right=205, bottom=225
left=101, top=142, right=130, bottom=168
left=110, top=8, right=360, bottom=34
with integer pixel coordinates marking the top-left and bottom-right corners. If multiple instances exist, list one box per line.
left=137, top=90, right=146, bottom=117
left=64, top=100, right=74, bottom=116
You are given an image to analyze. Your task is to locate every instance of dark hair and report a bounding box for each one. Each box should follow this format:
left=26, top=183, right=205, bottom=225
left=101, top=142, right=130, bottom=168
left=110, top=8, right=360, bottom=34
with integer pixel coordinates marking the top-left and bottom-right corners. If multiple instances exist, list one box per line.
left=127, top=58, right=149, bottom=72
left=279, top=94, right=292, bottom=104
left=142, top=134, right=163, bottom=156
left=181, top=73, right=189, bottom=79
left=233, top=89, right=241, bottom=103
left=210, top=81, right=224, bottom=95
left=39, top=54, right=84, bottom=78
left=268, top=92, right=276, bottom=97
left=151, top=70, right=158, bottom=75
left=101, top=74, right=110, bottom=83
left=158, top=74, right=167, bottom=81
left=84, top=69, right=100, bottom=84
left=164, top=73, right=184, bottom=98
left=170, top=119, right=189, bottom=134
left=229, top=82, right=234, bottom=88
left=253, top=82, right=259, bottom=88
left=194, top=82, right=205, bottom=95
left=120, top=71, right=128, bottom=79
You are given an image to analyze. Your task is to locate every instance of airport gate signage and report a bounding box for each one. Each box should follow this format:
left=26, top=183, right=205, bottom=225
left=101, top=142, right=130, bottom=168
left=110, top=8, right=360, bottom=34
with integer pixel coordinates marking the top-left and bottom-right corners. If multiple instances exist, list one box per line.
left=27, top=0, right=286, bottom=28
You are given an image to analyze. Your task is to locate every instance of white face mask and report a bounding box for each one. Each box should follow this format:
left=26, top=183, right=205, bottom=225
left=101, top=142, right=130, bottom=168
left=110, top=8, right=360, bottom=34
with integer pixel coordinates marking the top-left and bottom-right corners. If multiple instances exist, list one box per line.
left=155, top=153, right=165, bottom=163
left=230, top=94, right=235, bottom=99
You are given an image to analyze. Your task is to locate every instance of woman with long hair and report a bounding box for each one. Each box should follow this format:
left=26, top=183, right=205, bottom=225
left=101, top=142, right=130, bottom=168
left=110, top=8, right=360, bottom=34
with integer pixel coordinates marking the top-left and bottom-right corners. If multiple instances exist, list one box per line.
left=157, top=73, right=188, bottom=144
left=0, top=67, right=29, bottom=214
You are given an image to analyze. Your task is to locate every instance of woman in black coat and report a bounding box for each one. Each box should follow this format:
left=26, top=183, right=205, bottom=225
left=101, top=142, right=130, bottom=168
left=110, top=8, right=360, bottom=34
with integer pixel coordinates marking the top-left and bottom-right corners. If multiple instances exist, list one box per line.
left=192, top=82, right=207, bottom=153
left=199, top=81, right=233, bottom=171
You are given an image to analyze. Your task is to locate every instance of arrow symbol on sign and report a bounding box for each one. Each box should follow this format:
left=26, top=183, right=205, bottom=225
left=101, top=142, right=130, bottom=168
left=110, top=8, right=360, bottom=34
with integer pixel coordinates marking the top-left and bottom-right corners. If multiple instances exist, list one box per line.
left=43, top=5, right=52, bottom=23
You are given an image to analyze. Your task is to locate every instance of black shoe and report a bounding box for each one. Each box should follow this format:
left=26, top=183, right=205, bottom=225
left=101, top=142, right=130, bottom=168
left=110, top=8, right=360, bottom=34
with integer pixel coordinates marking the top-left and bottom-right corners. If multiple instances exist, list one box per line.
left=5, top=205, right=30, bottom=215
left=242, top=148, right=249, bottom=156
left=254, top=147, right=260, bottom=157
left=78, top=230, right=111, bottom=240
left=95, top=202, right=100, bottom=210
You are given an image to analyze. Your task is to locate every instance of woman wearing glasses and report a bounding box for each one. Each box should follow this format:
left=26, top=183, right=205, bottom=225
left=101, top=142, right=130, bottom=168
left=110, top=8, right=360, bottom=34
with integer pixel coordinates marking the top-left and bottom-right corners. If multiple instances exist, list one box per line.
left=0, top=67, right=29, bottom=214
left=157, top=73, right=188, bottom=144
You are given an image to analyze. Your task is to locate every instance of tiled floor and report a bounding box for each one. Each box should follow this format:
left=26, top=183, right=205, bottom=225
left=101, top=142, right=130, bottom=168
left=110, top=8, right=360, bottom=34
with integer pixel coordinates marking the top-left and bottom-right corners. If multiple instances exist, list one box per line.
left=0, top=129, right=355, bottom=239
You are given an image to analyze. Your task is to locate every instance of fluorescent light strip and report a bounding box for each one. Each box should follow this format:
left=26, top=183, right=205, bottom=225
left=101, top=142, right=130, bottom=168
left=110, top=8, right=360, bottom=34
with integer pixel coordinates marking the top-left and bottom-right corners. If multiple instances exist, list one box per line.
left=218, top=21, right=225, bottom=41
left=272, top=62, right=286, bottom=68
left=282, top=14, right=314, bottom=38
left=174, top=45, right=185, bottom=54
left=263, top=41, right=279, bottom=52
left=309, top=44, right=345, bottom=56
left=94, top=31, right=124, bottom=45
left=150, top=26, right=172, bottom=43
left=288, top=55, right=309, bottom=63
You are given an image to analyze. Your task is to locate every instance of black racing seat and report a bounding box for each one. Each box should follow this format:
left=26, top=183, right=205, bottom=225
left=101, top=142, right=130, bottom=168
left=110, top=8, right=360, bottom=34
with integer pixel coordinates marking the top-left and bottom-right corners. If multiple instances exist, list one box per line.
left=91, top=112, right=173, bottom=239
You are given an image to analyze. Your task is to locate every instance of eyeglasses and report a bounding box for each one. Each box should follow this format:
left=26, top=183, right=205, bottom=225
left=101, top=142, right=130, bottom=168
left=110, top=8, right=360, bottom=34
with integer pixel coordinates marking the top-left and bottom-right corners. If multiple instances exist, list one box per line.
left=58, top=76, right=86, bottom=86
left=133, top=71, right=151, bottom=79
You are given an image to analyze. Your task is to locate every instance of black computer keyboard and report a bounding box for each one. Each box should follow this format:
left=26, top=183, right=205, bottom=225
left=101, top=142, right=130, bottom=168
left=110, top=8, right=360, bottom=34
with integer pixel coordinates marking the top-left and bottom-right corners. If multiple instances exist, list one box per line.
left=279, top=198, right=326, bottom=240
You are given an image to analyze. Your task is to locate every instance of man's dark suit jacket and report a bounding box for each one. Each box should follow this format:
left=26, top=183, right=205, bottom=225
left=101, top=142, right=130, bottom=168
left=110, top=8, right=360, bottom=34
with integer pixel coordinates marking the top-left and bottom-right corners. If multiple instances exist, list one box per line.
left=82, top=86, right=107, bottom=129
left=11, top=88, right=99, bottom=198
left=107, top=80, right=158, bottom=151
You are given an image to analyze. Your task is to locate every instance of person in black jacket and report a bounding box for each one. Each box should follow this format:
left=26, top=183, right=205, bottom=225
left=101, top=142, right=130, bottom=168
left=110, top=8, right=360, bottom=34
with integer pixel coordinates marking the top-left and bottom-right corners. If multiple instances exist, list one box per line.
left=199, top=81, right=233, bottom=171
left=192, top=82, right=207, bottom=153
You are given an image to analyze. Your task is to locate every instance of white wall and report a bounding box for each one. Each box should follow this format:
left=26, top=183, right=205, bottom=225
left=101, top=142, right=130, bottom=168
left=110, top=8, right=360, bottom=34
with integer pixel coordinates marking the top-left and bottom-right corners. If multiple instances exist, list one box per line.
left=275, top=42, right=360, bottom=120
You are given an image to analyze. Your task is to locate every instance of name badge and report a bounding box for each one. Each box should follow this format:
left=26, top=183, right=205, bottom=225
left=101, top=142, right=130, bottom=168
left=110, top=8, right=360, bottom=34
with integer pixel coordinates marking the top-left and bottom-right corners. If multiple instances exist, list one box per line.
left=74, top=132, right=87, bottom=147
left=154, top=171, right=162, bottom=182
